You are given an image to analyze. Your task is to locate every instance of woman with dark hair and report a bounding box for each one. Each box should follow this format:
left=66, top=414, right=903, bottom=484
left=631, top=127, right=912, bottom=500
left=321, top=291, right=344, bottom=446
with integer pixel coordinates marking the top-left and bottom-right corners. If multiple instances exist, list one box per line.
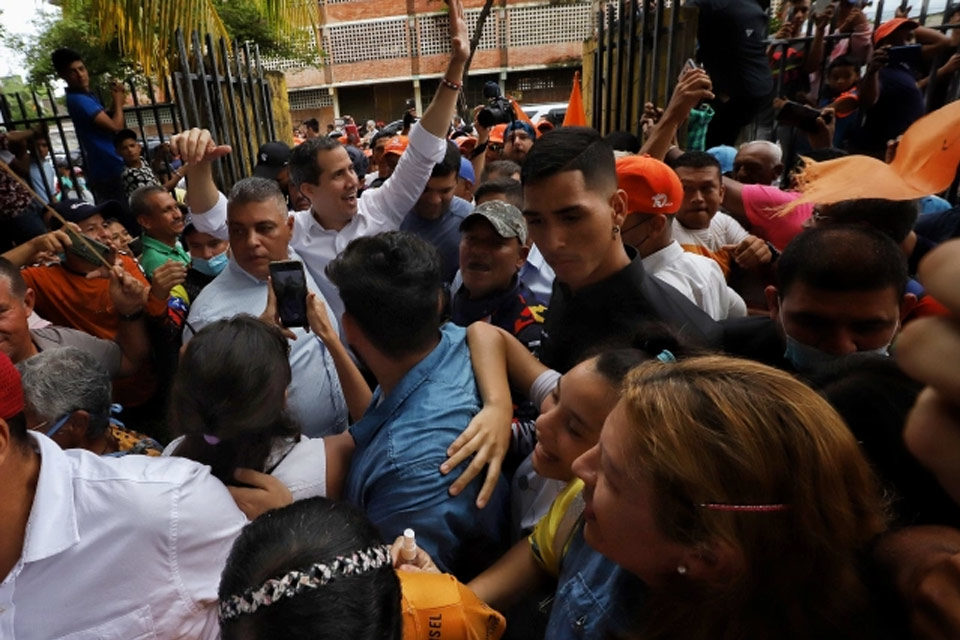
left=218, top=497, right=505, bottom=640
left=166, top=314, right=353, bottom=500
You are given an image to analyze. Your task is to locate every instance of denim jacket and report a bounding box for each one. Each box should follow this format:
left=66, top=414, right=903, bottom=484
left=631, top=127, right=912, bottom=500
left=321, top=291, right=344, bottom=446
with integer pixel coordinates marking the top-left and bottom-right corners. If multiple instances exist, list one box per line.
left=546, top=523, right=647, bottom=640
left=344, top=323, right=509, bottom=579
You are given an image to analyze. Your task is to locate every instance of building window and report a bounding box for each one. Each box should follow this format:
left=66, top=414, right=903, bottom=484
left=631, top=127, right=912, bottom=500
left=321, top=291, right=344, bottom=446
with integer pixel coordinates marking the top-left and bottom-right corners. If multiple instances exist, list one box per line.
left=507, top=2, right=594, bottom=47
left=288, top=89, right=334, bottom=110
left=325, top=17, right=410, bottom=64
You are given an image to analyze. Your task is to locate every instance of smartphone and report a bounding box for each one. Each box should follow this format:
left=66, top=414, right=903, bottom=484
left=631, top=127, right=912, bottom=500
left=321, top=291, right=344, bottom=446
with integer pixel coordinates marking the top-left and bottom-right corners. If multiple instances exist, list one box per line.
left=887, top=44, right=923, bottom=67
left=685, top=58, right=700, bottom=71
left=63, top=226, right=112, bottom=265
left=776, top=100, right=824, bottom=134
left=269, top=260, right=309, bottom=328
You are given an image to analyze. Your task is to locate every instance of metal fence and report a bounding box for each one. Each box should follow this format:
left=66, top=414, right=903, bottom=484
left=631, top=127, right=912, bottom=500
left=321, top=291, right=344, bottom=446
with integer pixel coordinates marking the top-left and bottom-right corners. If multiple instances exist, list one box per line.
left=0, top=30, right=276, bottom=206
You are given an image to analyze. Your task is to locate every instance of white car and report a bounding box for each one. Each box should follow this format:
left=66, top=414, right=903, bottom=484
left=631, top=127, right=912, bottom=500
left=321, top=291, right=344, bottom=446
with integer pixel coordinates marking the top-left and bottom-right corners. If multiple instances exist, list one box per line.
left=522, top=102, right=567, bottom=126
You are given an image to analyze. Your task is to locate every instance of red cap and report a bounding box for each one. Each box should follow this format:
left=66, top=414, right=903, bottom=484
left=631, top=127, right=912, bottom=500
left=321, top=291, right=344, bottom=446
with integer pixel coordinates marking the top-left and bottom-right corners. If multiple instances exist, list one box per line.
left=0, top=352, right=24, bottom=420
left=383, top=135, right=409, bottom=157
left=455, top=136, right=478, bottom=155
left=615, top=154, right=683, bottom=215
left=874, top=18, right=918, bottom=44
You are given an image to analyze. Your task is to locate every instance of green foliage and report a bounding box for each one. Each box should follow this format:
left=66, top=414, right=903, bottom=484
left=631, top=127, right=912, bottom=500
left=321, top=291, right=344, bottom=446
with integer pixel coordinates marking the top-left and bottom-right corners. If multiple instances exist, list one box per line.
left=14, top=1, right=138, bottom=94
left=216, top=0, right=321, bottom=66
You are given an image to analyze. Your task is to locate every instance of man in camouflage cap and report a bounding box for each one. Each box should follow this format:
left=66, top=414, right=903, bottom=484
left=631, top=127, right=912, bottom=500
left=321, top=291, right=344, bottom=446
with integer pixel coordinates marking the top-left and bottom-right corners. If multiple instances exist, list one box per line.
left=450, top=200, right=546, bottom=354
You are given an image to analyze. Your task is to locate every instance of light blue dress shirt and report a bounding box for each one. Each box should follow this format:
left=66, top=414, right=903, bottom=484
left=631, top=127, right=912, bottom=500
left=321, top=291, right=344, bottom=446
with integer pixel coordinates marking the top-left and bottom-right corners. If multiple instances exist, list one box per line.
left=184, top=249, right=348, bottom=437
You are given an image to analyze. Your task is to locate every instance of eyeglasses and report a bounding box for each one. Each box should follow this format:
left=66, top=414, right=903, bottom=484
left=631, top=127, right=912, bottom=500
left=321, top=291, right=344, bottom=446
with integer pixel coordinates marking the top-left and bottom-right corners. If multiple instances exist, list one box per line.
left=488, top=143, right=503, bottom=153
left=33, top=413, right=72, bottom=438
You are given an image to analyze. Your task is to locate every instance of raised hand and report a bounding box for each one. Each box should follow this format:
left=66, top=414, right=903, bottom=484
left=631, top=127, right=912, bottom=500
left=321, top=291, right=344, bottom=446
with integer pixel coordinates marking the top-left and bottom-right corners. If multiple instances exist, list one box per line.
left=169, top=128, right=232, bottom=166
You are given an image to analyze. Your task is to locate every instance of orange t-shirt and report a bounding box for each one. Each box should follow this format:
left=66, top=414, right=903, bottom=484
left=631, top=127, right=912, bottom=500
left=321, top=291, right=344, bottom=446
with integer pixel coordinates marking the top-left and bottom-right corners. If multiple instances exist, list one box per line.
left=21, top=255, right=163, bottom=406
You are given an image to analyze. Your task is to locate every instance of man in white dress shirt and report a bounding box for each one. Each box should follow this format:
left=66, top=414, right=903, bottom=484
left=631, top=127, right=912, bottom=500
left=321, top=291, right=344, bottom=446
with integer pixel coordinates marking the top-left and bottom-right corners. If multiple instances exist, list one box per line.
left=177, top=0, right=470, bottom=322
left=616, top=154, right=747, bottom=321
left=0, top=352, right=246, bottom=640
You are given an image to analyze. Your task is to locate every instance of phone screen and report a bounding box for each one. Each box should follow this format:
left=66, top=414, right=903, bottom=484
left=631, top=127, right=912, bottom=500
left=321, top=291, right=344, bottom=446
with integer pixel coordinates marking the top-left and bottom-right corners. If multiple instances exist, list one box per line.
left=269, top=261, right=309, bottom=328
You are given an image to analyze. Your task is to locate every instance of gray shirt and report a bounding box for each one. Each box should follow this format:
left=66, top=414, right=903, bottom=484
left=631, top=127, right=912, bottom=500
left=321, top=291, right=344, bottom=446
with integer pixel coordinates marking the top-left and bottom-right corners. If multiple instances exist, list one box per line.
left=31, top=325, right=123, bottom=377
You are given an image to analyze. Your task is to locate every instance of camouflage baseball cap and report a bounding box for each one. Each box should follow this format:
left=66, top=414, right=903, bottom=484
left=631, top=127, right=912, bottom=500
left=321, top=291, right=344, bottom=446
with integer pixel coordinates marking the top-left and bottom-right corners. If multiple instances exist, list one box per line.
left=459, top=200, right=528, bottom=245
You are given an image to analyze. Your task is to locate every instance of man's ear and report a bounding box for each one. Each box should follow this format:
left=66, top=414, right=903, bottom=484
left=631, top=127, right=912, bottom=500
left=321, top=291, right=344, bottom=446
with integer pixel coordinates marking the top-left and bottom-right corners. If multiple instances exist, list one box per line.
left=0, top=419, right=12, bottom=468
left=285, top=213, right=295, bottom=234
left=765, top=285, right=781, bottom=321
left=651, top=214, right=669, bottom=235
left=610, top=188, right=628, bottom=229
left=899, top=292, right=918, bottom=322
left=23, top=288, right=36, bottom=316
left=516, top=242, right=530, bottom=269
left=137, top=214, right=153, bottom=232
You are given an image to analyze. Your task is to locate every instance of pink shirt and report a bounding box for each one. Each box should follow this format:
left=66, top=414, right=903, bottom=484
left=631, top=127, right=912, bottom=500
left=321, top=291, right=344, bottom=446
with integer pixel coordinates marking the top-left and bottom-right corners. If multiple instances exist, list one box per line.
left=741, top=184, right=813, bottom=250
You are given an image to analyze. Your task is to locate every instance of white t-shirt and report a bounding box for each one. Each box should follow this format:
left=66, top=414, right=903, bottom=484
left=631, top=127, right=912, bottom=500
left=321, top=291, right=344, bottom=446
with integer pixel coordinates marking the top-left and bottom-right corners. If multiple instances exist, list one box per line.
left=164, top=435, right=327, bottom=501
left=672, top=211, right=749, bottom=251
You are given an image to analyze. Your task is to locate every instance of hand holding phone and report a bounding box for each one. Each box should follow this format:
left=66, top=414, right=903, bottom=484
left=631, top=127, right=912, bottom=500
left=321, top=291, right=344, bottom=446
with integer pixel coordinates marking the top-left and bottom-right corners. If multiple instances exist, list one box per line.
left=268, top=260, right=309, bottom=328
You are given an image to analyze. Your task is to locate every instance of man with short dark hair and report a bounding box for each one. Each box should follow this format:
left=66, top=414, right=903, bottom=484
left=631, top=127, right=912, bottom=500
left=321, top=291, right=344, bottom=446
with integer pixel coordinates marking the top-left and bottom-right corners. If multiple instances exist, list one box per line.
left=185, top=177, right=347, bottom=437
left=51, top=48, right=128, bottom=213
left=182, top=0, right=471, bottom=321
left=328, top=231, right=508, bottom=579
left=474, top=177, right=523, bottom=208
left=521, top=127, right=718, bottom=372
left=400, top=141, right=475, bottom=283
left=722, top=225, right=912, bottom=373
left=131, top=185, right=190, bottom=282
left=302, top=118, right=320, bottom=139
left=480, top=159, right=521, bottom=184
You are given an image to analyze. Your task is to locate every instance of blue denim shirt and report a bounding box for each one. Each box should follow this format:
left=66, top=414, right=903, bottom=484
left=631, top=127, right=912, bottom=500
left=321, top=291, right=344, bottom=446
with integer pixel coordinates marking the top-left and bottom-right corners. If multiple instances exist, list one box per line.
left=546, top=523, right=647, bottom=639
left=344, top=323, right=509, bottom=578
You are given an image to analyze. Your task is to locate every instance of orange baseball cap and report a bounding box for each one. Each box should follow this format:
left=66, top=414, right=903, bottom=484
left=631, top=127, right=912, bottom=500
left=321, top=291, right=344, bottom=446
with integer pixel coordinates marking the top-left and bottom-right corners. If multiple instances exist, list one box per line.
left=398, top=571, right=505, bottom=640
left=615, top=154, right=683, bottom=215
left=383, top=135, right=409, bottom=157
left=535, top=119, right=555, bottom=135
left=488, top=124, right=507, bottom=144
left=785, top=99, right=960, bottom=212
left=874, top=17, right=918, bottom=45
left=455, top=136, right=478, bottom=155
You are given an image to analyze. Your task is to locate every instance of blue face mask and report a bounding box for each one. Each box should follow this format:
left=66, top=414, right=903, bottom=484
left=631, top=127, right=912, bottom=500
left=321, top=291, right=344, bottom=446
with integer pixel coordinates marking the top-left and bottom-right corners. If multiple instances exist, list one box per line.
left=192, top=250, right=228, bottom=277
left=783, top=334, right=891, bottom=373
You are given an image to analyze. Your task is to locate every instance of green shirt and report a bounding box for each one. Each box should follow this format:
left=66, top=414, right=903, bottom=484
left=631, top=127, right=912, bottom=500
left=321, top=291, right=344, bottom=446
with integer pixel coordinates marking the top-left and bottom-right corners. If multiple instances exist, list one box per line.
left=139, top=234, right=191, bottom=279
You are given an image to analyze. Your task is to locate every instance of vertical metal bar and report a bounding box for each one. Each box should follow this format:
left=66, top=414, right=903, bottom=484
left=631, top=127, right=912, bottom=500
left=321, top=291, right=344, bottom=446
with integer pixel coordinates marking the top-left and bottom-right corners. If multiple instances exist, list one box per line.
left=775, top=41, right=789, bottom=99
left=15, top=93, right=31, bottom=125
left=176, top=29, right=202, bottom=128
left=244, top=42, right=266, bottom=149
left=162, top=76, right=181, bottom=133
left=615, top=0, right=627, bottom=131
left=594, top=9, right=605, bottom=131
left=146, top=79, right=165, bottom=143
left=649, top=0, right=663, bottom=107
left=205, top=33, right=236, bottom=187
left=919, top=0, right=930, bottom=25
left=604, top=8, right=615, bottom=133
left=233, top=43, right=258, bottom=176
left=171, top=72, right=192, bottom=136
left=192, top=30, right=226, bottom=189
left=625, top=0, right=638, bottom=132
left=0, top=93, right=12, bottom=126
left=219, top=37, right=249, bottom=182
left=874, top=0, right=886, bottom=30
left=665, top=0, right=682, bottom=100
left=28, top=89, right=55, bottom=202
left=127, top=79, right=151, bottom=163
left=636, top=0, right=649, bottom=137
left=253, top=45, right=277, bottom=141
left=45, top=83, right=84, bottom=200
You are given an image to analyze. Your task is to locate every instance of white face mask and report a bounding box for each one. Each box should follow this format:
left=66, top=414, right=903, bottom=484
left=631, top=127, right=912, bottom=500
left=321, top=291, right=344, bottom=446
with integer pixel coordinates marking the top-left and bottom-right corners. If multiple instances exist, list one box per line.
left=783, top=334, right=893, bottom=373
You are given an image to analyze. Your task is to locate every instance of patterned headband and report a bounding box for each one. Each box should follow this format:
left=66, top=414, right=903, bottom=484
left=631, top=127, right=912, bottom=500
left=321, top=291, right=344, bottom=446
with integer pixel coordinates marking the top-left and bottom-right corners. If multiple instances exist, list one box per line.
left=219, top=544, right=393, bottom=621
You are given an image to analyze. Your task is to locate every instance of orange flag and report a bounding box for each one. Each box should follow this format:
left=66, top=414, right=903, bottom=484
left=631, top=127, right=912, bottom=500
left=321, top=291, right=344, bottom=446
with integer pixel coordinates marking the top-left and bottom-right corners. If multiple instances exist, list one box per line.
left=562, top=71, right=587, bottom=127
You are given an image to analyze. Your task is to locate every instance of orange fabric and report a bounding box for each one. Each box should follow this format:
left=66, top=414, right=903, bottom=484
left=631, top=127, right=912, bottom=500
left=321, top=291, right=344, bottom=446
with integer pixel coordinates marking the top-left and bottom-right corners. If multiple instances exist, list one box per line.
left=616, top=155, right=683, bottom=215
left=785, top=100, right=960, bottom=212
left=384, top=135, right=410, bottom=157
left=21, top=254, right=162, bottom=406
left=398, top=571, right=505, bottom=640
left=510, top=100, right=535, bottom=128
left=874, top=18, right=918, bottom=44
left=563, top=71, right=587, bottom=127
left=488, top=124, right=507, bottom=144
left=679, top=243, right=734, bottom=278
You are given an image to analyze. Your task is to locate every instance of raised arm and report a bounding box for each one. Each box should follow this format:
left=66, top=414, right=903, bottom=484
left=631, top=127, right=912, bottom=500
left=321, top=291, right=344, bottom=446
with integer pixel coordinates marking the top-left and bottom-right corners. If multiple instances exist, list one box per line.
left=169, top=128, right=231, bottom=217
left=417, top=0, right=470, bottom=138
left=92, top=82, right=127, bottom=134
left=639, top=67, right=714, bottom=161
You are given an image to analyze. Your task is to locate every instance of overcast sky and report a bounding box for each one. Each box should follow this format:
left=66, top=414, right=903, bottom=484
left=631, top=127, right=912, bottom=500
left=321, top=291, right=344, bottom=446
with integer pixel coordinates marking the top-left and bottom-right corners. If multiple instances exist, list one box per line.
left=0, top=1, right=60, bottom=79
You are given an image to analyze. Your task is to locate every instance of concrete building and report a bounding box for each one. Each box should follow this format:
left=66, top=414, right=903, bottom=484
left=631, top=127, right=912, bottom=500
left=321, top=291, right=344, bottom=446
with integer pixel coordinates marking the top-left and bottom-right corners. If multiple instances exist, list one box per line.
left=263, top=0, right=594, bottom=129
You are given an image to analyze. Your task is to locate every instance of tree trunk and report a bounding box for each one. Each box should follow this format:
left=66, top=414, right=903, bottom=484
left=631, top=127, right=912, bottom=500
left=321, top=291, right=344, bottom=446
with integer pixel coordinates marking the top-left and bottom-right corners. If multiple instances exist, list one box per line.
left=458, top=0, right=497, bottom=115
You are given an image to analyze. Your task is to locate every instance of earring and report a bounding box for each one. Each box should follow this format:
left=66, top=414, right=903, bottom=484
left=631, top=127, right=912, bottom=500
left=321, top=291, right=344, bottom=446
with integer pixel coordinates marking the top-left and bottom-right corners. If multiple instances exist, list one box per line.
left=612, top=225, right=621, bottom=236
left=676, top=565, right=688, bottom=575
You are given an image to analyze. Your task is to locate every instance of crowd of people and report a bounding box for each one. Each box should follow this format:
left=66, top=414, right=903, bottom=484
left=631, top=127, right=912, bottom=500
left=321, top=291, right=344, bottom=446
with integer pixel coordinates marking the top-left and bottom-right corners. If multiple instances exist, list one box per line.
left=4, top=0, right=960, bottom=638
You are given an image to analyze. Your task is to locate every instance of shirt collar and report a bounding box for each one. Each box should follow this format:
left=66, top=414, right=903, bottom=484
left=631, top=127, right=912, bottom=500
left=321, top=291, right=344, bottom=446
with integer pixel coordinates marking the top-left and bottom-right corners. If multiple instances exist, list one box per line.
left=641, top=240, right=684, bottom=274
left=21, top=433, right=80, bottom=564
left=141, top=234, right=189, bottom=260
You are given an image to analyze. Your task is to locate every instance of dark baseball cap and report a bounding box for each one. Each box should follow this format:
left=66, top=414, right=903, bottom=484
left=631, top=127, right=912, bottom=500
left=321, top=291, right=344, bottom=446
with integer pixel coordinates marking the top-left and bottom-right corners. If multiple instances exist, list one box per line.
left=53, top=198, right=124, bottom=224
left=252, top=141, right=292, bottom=181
